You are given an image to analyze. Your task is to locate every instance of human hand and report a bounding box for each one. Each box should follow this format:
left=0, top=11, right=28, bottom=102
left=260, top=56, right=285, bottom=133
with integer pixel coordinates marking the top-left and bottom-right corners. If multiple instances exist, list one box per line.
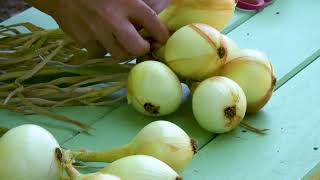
left=26, top=0, right=171, bottom=59
left=142, top=0, right=171, bottom=14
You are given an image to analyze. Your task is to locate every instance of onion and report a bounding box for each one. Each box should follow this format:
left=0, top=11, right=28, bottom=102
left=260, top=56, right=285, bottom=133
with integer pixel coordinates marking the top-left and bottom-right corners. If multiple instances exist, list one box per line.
left=100, top=155, right=182, bottom=180
left=0, top=124, right=62, bottom=180
left=164, top=23, right=239, bottom=80
left=126, top=60, right=183, bottom=116
left=217, top=49, right=276, bottom=113
left=71, top=121, right=197, bottom=172
left=159, top=0, right=236, bottom=32
left=192, top=76, right=247, bottom=133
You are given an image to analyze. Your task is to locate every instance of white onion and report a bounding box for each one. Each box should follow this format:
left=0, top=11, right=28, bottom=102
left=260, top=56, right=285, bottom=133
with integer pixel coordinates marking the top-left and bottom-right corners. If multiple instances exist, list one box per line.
left=126, top=60, right=183, bottom=116
left=192, top=77, right=247, bottom=133
left=0, top=124, right=62, bottom=180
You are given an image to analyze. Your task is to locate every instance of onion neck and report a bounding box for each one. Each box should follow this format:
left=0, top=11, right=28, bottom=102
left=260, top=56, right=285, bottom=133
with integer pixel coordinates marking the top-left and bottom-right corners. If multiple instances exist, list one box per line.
left=65, top=163, right=81, bottom=180
left=71, top=145, right=131, bottom=162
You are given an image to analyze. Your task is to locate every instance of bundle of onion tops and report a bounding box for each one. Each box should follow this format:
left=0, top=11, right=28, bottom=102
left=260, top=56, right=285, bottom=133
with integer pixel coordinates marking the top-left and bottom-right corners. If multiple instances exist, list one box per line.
left=0, top=23, right=131, bottom=130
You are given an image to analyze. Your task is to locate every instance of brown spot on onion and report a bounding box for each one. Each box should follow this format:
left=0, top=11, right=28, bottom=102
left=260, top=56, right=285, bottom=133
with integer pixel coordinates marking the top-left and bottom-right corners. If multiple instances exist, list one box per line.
left=144, top=103, right=160, bottom=114
left=55, top=148, right=62, bottom=162
left=191, top=139, right=198, bottom=154
left=219, top=37, right=228, bottom=65
left=224, top=105, right=236, bottom=119
left=272, top=75, right=277, bottom=88
left=218, top=47, right=226, bottom=58
left=176, top=176, right=183, bottom=180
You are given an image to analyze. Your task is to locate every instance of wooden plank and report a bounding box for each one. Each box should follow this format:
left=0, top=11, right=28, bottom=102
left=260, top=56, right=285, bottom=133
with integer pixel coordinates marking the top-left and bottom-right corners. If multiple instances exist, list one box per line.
left=181, top=57, right=320, bottom=179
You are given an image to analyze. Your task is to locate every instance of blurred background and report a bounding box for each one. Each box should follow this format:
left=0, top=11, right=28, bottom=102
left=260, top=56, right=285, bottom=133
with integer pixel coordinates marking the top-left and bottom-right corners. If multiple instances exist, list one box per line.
left=0, top=0, right=30, bottom=22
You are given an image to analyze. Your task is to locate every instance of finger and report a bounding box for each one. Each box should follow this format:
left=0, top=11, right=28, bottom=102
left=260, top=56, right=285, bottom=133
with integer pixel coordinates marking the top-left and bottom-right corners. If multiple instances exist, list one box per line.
left=150, top=41, right=164, bottom=50
left=100, top=33, right=130, bottom=60
left=79, top=14, right=130, bottom=60
left=112, top=19, right=150, bottom=56
left=143, top=0, right=171, bottom=14
left=55, top=15, right=106, bottom=57
left=130, top=0, right=170, bottom=45
left=83, top=40, right=106, bottom=58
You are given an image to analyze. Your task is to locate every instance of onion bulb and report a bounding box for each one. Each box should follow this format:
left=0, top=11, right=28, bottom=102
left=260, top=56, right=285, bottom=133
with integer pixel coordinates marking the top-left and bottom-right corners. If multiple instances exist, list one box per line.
left=217, top=49, right=276, bottom=113
left=100, top=155, right=182, bottom=180
left=71, top=121, right=197, bottom=172
left=0, top=124, right=62, bottom=180
left=126, top=60, right=182, bottom=116
left=192, top=76, right=247, bottom=133
left=164, top=23, right=239, bottom=80
left=159, top=0, right=236, bottom=32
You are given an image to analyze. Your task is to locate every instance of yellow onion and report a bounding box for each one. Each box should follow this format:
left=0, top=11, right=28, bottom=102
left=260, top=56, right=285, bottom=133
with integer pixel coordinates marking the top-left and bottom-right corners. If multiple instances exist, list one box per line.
left=126, top=60, right=182, bottom=116
left=192, top=76, right=247, bottom=133
left=159, top=0, right=236, bottom=32
left=70, top=121, right=197, bottom=172
left=217, top=49, right=276, bottom=113
left=100, top=155, right=181, bottom=180
left=164, top=23, right=239, bottom=80
left=0, top=124, right=62, bottom=180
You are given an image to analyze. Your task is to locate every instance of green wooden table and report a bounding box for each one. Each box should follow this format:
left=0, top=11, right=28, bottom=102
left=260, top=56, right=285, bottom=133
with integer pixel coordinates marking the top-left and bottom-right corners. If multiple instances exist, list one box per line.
left=1, top=0, right=320, bottom=179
